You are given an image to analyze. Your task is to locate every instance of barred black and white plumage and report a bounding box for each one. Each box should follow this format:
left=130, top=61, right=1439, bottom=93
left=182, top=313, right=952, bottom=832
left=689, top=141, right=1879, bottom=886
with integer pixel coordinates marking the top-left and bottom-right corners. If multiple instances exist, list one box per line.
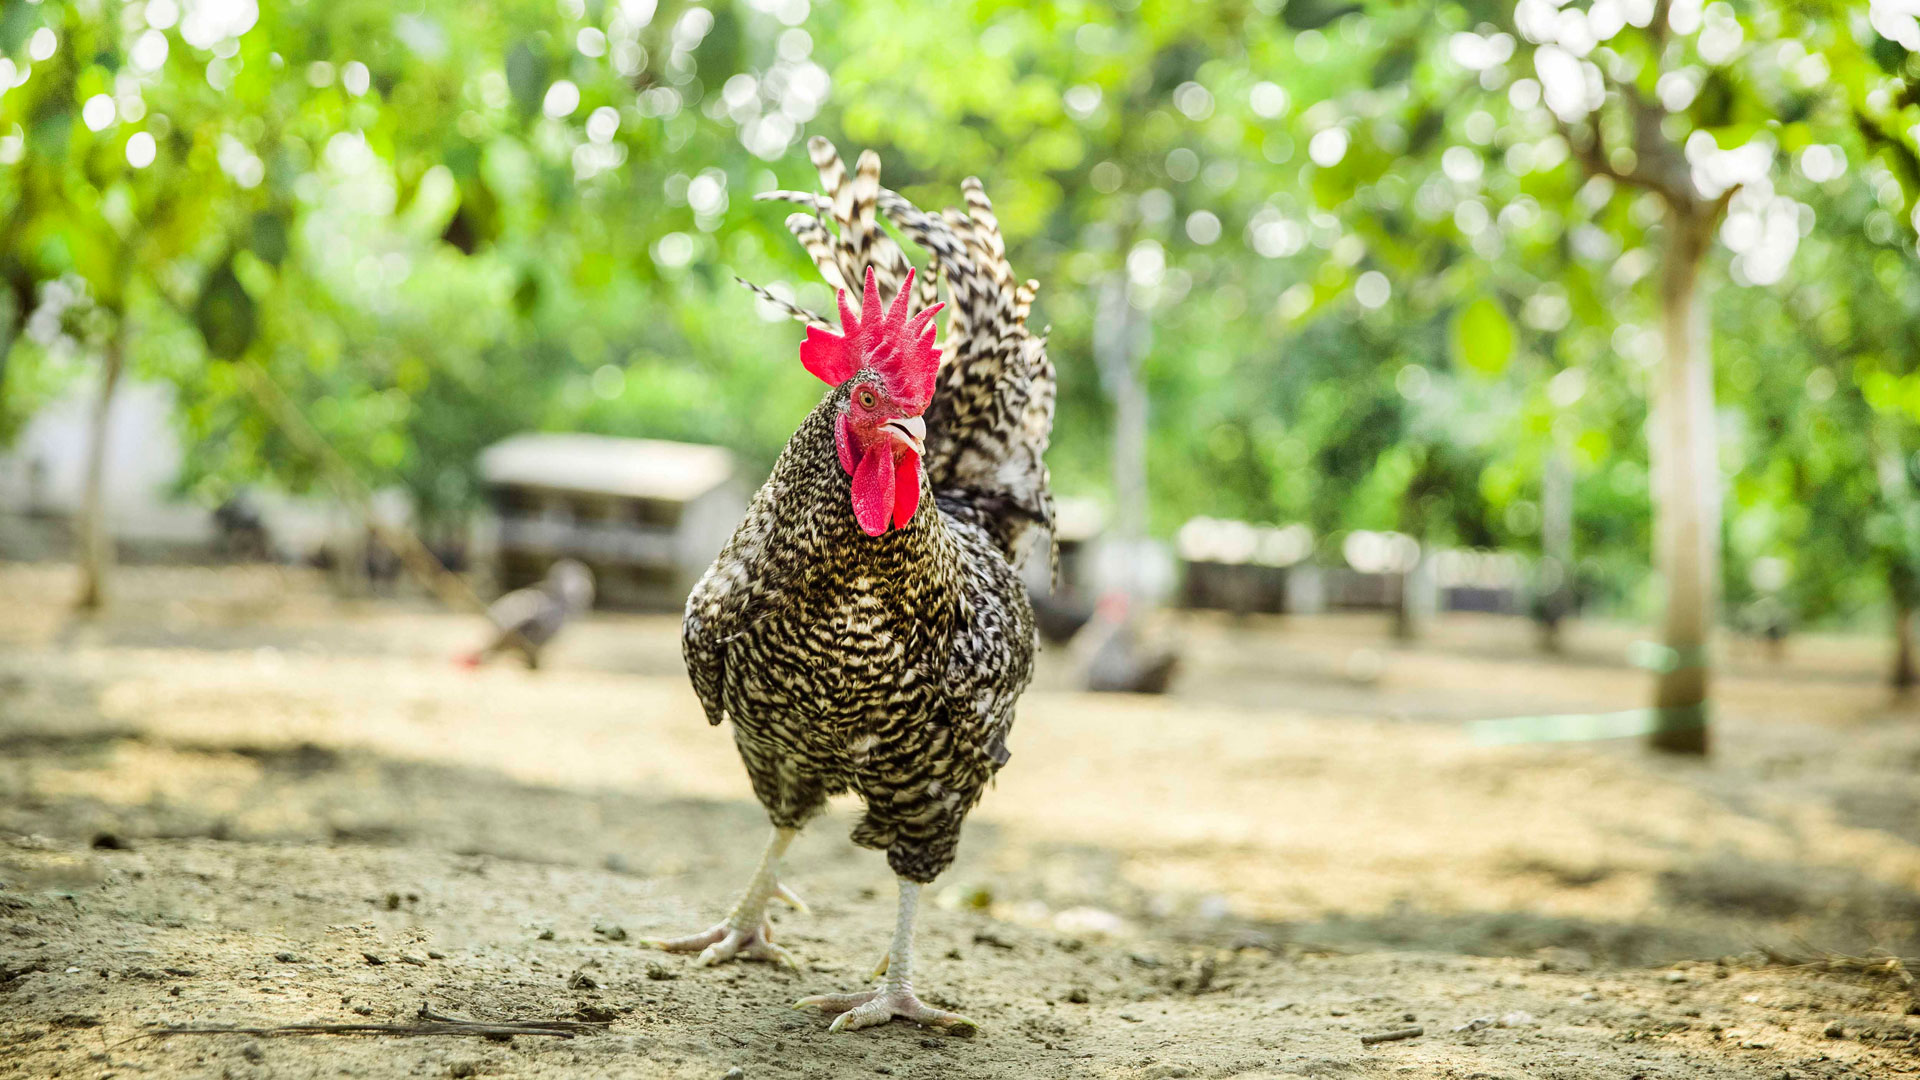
left=657, top=141, right=1053, bottom=1034
left=682, top=392, right=1031, bottom=881
left=690, top=138, right=1051, bottom=882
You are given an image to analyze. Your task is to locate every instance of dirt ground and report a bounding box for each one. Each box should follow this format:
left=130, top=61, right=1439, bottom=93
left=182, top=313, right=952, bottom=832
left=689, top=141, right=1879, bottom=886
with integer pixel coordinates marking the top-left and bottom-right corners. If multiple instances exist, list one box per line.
left=2, top=562, right=1917, bottom=1079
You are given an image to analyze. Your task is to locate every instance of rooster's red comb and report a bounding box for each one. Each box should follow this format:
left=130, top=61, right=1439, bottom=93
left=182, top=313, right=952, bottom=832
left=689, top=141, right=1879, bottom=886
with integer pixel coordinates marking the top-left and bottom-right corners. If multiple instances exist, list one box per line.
left=799, top=267, right=942, bottom=412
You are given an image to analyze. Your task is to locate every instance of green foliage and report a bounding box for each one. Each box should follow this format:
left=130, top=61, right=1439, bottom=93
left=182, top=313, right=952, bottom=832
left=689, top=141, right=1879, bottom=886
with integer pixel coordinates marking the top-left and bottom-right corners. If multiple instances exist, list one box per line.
left=0, top=0, right=1913, bottom=630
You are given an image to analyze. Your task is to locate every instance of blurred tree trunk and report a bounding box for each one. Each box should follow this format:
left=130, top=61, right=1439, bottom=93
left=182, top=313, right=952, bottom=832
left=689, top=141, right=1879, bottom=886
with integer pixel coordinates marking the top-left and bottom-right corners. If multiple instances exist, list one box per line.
left=75, top=331, right=126, bottom=611
left=1894, top=596, right=1917, bottom=693
left=1095, top=274, right=1150, bottom=599
left=1538, top=444, right=1574, bottom=653
left=1880, top=440, right=1919, bottom=692
left=0, top=287, right=18, bottom=421
left=1393, top=479, right=1430, bottom=642
left=1562, top=69, right=1733, bottom=753
left=1647, top=209, right=1718, bottom=754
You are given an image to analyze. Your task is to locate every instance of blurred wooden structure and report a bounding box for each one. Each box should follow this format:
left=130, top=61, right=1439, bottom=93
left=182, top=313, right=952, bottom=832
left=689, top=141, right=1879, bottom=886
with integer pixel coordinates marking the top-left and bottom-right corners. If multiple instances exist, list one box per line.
left=1176, top=517, right=1314, bottom=615
left=478, top=433, right=744, bottom=610
left=1429, top=548, right=1528, bottom=616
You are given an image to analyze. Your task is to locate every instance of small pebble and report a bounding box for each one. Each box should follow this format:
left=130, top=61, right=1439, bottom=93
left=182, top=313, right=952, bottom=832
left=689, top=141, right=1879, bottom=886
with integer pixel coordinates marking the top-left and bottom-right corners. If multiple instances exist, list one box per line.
left=724, top=1069, right=745, bottom=1080
left=1824, top=1021, right=1846, bottom=1039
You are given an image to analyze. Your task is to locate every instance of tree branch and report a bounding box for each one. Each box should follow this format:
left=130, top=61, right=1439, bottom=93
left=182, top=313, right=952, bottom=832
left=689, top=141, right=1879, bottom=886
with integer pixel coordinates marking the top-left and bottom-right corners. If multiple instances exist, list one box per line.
left=1559, top=116, right=1684, bottom=206
left=1648, top=0, right=1673, bottom=50
left=1558, top=62, right=1699, bottom=213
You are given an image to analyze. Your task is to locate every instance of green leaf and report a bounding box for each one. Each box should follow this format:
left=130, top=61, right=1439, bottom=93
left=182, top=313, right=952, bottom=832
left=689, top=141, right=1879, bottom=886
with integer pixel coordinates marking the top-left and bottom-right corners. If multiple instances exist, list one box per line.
left=1370, top=40, right=1418, bottom=88
left=442, top=178, right=500, bottom=255
left=697, top=3, right=744, bottom=84
left=1453, top=297, right=1513, bottom=376
left=505, top=40, right=548, bottom=119
left=249, top=212, right=289, bottom=267
left=0, top=4, right=37, bottom=55
left=1872, top=34, right=1908, bottom=76
left=1281, top=0, right=1362, bottom=31
left=1691, top=70, right=1735, bottom=129
left=194, top=258, right=257, bottom=362
left=512, top=270, right=540, bottom=315
left=1406, top=108, right=1445, bottom=155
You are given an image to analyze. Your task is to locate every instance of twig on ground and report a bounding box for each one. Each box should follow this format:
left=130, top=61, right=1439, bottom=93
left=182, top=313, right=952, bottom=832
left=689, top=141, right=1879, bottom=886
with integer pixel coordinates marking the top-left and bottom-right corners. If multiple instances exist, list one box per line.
left=1753, top=945, right=1915, bottom=989
left=113, top=1004, right=608, bottom=1049
left=1359, top=1026, right=1423, bottom=1046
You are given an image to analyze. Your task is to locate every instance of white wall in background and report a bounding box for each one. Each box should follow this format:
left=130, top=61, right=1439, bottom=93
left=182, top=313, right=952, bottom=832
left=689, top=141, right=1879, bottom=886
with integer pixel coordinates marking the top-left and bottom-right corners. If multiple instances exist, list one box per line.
left=0, top=376, right=211, bottom=544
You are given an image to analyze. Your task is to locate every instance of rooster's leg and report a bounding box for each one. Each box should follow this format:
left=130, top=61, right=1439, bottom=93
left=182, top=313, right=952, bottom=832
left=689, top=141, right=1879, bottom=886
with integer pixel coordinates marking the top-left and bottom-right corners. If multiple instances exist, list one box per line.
left=641, top=827, right=806, bottom=968
left=794, top=879, right=977, bottom=1036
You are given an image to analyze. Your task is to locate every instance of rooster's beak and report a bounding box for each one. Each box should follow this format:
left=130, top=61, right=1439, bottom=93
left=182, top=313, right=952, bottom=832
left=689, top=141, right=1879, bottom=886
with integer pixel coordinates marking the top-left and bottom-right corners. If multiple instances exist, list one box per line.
left=881, top=415, right=926, bottom=456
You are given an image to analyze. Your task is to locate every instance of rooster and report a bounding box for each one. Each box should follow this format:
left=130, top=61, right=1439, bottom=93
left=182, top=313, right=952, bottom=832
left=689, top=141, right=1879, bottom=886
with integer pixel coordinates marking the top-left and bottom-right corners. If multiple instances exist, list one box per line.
left=644, top=139, right=1053, bottom=1036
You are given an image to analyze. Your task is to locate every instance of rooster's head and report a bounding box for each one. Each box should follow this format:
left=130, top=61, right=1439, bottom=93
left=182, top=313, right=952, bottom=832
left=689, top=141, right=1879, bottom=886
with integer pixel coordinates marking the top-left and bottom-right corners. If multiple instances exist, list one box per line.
left=799, top=267, right=943, bottom=537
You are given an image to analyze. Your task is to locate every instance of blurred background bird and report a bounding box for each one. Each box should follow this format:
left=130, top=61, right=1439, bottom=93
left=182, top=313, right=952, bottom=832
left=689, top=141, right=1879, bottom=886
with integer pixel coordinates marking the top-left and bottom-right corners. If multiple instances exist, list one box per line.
left=647, top=139, right=1053, bottom=1037
left=1075, top=591, right=1181, bottom=695
left=458, top=558, right=595, bottom=670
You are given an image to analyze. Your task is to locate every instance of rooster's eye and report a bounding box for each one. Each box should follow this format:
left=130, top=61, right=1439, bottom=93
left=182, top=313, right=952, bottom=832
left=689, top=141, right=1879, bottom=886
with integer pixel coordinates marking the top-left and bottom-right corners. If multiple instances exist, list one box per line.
left=857, top=389, right=877, bottom=409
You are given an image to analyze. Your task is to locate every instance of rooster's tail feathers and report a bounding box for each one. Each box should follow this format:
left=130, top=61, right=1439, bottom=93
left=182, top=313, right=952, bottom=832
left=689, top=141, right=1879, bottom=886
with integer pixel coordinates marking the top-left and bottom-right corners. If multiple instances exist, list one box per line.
left=878, top=178, right=1054, bottom=560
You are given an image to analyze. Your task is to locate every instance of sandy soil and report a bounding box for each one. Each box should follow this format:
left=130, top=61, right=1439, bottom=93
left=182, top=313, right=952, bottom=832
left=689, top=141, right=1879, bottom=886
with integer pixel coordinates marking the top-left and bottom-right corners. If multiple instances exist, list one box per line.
left=1, top=562, right=1917, bottom=1079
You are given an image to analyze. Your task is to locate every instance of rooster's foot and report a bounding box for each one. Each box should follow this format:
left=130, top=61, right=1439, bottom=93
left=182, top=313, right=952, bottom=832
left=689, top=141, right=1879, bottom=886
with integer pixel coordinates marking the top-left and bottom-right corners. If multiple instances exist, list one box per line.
left=794, top=986, right=977, bottom=1036
left=641, top=920, right=798, bottom=970
left=640, top=829, right=804, bottom=968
